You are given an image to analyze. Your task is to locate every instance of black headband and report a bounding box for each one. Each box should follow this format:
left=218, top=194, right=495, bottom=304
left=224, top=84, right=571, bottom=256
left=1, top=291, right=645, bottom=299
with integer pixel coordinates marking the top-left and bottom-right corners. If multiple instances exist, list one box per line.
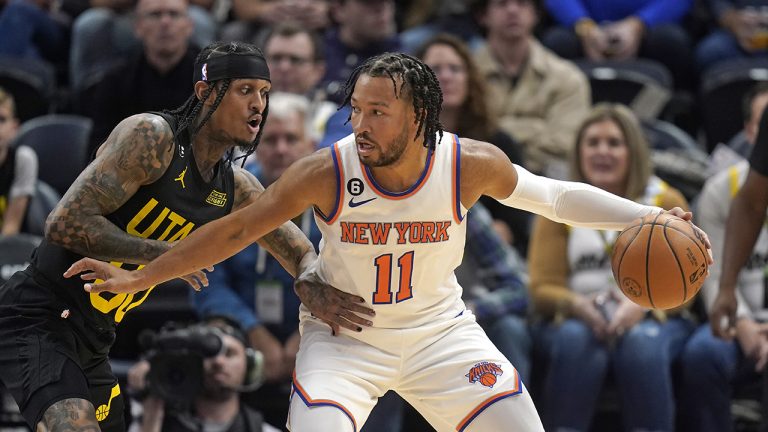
left=193, top=52, right=271, bottom=83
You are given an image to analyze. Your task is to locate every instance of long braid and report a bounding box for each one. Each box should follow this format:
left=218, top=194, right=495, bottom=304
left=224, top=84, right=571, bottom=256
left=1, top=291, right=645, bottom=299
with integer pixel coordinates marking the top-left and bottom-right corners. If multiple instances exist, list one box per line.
left=340, top=52, right=444, bottom=149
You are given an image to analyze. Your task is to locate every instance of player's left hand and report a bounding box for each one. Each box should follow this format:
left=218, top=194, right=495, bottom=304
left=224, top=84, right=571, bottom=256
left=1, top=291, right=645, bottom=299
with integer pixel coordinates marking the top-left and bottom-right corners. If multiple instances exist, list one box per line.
left=294, top=271, right=375, bottom=335
left=662, top=207, right=714, bottom=266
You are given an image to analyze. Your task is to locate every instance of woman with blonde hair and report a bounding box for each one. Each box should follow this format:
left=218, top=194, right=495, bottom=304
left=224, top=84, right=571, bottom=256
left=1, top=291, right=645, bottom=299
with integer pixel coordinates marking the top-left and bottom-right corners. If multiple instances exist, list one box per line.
left=528, top=103, right=695, bottom=431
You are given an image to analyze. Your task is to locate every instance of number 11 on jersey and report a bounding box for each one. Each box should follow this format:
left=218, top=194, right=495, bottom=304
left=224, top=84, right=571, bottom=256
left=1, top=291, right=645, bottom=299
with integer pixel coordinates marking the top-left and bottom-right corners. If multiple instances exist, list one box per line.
left=373, top=251, right=414, bottom=304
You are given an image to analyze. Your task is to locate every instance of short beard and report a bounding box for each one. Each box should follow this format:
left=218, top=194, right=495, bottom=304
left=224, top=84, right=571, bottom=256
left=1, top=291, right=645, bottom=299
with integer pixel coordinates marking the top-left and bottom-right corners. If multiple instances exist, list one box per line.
left=361, top=126, right=410, bottom=167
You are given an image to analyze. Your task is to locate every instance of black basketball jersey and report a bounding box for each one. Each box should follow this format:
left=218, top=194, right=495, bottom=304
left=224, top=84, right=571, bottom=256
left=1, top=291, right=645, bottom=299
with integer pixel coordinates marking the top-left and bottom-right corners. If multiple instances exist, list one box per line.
left=0, top=147, right=17, bottom=225
left=30, top=112, right=234, bottom=347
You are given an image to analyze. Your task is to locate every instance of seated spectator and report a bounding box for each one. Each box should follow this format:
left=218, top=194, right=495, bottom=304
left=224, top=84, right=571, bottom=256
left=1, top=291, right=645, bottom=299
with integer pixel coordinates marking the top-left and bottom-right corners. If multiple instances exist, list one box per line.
left=0, top=0, right=68, bottom=64
left=126, top=317, right=281, bottom=431
left=472, top=0, right=590, bottom=179
left=398, top=0, right=484, bottom=53
left=320, top=0, right=401, bottom=104
left=219, top=0, right=329, bottom=47
left=69, top=0, right=214, bottom=90
left=696, top=0, right=768, bottom=73
left=729, top=82, right=768, bottom=159
left=415, top=33, right=530, bottom=255
left=679, top=98, right=768, bottom=432
left=263, top=23, right=336, bottom=141
left=81, top=0, right=199, bottom=155
left=0, top=88, right=38, bottom=236
left=542, top=0, right=694, bottom=89
left=528, top=103, right=694, bottom=431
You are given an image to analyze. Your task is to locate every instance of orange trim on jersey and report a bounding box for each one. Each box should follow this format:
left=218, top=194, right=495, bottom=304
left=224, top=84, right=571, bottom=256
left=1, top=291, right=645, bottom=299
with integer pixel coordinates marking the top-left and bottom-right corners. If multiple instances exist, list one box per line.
left=456, top=369, right=522, bottom=431
left=360, top=146, right=435, bottom=200
left=316, top=143, right=345, bottom=225
left=451, top=134, right=464, bottom=224
left=291, top=371, right=358, bottom=432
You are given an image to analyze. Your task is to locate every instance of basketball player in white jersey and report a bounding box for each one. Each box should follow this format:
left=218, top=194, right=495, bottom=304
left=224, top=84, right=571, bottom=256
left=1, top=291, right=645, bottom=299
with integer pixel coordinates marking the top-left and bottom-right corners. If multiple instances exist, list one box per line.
left=65, top=53, right=711, bottom=432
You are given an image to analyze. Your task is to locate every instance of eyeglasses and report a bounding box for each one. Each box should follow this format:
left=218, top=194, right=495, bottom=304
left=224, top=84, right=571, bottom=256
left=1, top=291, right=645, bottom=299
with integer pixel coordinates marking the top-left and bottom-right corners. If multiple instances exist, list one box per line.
left=141, top=10, right=186, bottom=20
left=267, top=54, right=313, bottom=67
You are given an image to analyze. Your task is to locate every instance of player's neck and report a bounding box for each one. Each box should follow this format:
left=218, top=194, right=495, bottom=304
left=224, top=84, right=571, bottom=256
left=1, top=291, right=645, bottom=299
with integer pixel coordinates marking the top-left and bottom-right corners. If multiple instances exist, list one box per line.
left=190, top=128, right=231, bottom=182
left=367, top=141, right=431, bottom=193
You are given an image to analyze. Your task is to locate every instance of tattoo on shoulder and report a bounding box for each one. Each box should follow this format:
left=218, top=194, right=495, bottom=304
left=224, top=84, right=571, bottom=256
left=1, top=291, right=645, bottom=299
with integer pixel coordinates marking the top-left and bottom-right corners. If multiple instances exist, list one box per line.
left=232, top=168, right=265, bottom=210
left=40, top=398, right=100, bottom=431
left=45, top=116, right=173, bottom=258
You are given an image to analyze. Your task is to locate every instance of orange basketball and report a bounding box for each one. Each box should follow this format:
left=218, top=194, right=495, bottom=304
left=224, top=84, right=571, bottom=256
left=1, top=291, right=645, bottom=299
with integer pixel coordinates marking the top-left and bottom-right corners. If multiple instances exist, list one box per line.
left=479, top=373, right=497, bottom=387
left=611, top=212, right=708, bottom=310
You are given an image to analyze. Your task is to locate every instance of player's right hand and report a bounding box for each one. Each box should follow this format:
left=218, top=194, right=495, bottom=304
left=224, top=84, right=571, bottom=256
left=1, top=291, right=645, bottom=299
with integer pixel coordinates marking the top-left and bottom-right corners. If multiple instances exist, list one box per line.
left=710, top=286, right=738, bottom=340
left=64, top=257, right=146, bottom=294
left=294, top=271, right=375, bottom=335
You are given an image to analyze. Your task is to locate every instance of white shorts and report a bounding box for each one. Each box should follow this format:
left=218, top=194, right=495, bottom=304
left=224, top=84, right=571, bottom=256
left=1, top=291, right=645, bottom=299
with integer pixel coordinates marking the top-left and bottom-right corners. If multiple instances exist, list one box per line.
left=289, top=311, right=537, bottom=431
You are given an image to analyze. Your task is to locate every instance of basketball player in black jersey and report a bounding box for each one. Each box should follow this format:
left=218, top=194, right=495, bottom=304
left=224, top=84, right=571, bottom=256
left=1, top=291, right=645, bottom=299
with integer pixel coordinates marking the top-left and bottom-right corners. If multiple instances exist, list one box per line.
left=0, top=41, right=373, bottom=432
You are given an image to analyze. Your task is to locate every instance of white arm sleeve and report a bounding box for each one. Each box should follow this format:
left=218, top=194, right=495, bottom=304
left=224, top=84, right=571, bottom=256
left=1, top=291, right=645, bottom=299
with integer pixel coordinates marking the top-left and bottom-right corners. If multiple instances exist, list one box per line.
left=499, top=164, right=662, bottom=231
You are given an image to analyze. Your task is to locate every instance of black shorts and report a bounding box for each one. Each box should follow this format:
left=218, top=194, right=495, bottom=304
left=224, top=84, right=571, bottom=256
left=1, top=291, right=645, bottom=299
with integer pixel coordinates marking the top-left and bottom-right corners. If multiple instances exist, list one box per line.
left=0, top=269, right=125, bottom=431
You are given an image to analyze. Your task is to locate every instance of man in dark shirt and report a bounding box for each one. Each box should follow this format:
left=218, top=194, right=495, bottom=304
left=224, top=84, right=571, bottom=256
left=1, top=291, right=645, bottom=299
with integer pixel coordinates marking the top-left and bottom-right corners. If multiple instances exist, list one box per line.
left=84, top=0, right=198, bottom=155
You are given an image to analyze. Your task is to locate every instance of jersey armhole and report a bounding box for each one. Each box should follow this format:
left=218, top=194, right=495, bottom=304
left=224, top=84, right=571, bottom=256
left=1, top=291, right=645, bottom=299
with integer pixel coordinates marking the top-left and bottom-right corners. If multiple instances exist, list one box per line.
left=452, top=134, right=465, bottom=224
left=314, top=142, right=345, bottom=225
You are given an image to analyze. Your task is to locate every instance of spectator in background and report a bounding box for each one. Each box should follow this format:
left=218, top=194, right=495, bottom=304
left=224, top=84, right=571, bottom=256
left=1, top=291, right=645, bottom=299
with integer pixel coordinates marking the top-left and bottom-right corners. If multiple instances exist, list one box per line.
left=398, top=0, right=484, bottom=53
left=69, top=0, right=214, bottom=90
left=542, top=0, right=694, bottom=89
left=321, top=0, right=401, bottom=104
left=82, top=0, right=198, bottom=155
left=0, top=0, right=68, bottom=64
left=729, top=81, right=768, bottom=158
left=679, top=93, right=768, bottom=432
left=263, top=23, right=336, bottom=141
left=0, top=88, right=38, bottom=236
left=220, top=0, right=329, bottom=47
left=528, top=103, right=693, bottom=432
left=127, top=317, right=280, bottom=432
left=415, top=33, right=531, bottom=255
left=696, top=0, right=768, bottom=73
left=472, top=0, right=590, bottom=179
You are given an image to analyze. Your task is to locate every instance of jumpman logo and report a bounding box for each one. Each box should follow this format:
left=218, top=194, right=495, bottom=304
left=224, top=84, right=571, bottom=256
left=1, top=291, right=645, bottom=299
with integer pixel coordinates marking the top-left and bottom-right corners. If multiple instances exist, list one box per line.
left=175, top=167, right=187, bottom=189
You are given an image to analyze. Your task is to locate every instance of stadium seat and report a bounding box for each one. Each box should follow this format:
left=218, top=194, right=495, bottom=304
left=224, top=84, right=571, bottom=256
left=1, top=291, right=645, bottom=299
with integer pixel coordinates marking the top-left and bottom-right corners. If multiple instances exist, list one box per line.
left=577, top=59, right=673, bottom=120
left=0, top=56, right=55, bottom=122
left=700, top=58, right=768, bottom=152
left=642, top=119, right=708, bottom=201
left=13, top=115, right=93, bottom=197
left=22, top=181, right=61, bottom=238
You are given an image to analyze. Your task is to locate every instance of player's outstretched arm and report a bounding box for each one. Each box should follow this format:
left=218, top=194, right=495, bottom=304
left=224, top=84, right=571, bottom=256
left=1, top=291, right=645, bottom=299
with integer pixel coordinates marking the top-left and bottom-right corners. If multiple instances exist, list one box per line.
left=46, top=114, right=175, bottom=264
left=65, top=151, right=332, bottom=294
left=231, top=167, right=316, bottom=278
left=461, top=138, right=710, bottom=248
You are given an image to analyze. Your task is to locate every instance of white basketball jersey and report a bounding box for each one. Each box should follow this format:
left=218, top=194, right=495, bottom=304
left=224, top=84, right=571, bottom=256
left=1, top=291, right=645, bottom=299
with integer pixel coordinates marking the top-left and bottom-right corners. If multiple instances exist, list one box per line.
left=310, top=133, right=468, bottom=329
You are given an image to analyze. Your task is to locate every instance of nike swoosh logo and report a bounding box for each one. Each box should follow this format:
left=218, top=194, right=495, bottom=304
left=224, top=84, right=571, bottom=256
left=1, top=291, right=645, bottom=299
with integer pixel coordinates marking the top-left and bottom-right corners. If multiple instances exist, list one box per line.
left=348, top=197, right=377, bottom=208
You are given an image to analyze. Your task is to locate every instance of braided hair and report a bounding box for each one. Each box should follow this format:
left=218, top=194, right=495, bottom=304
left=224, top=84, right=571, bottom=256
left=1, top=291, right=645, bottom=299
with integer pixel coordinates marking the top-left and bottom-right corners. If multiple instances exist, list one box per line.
left=165, top=41, right=270, bottom=163
left=341, top=52, right=444, bottom=150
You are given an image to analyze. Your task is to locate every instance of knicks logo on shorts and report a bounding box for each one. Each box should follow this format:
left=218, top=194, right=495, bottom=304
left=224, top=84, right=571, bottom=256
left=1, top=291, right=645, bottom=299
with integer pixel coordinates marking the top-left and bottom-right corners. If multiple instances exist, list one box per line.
left=466, top=361, right=504, bottom=389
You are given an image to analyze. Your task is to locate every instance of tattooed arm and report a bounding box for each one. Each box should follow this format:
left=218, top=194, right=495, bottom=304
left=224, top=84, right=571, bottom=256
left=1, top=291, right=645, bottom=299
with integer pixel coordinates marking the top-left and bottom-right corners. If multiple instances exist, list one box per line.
left=232, top=167, right=315, bottom=277
left=45, top=114, right=174, bottom=263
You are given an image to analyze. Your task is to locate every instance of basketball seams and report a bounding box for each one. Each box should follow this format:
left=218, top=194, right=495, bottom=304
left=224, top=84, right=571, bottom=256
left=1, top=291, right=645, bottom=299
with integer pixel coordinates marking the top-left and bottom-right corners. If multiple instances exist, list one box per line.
left=643, top=213, right=664, bottom=309
left=662, top=220, right=689, bottom=304
left=613, top=221, right=645, bottom=297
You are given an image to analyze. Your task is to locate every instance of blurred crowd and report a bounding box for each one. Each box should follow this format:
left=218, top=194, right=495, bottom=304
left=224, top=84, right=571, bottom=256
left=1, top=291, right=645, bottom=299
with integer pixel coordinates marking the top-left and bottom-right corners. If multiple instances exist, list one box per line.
left=0, top=0, right=768, bottom=431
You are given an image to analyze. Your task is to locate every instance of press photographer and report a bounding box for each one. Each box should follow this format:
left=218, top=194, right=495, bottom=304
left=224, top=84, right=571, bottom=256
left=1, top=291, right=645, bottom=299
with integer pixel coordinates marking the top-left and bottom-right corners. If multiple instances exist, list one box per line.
left=127, top=317, right=280, bottom=432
